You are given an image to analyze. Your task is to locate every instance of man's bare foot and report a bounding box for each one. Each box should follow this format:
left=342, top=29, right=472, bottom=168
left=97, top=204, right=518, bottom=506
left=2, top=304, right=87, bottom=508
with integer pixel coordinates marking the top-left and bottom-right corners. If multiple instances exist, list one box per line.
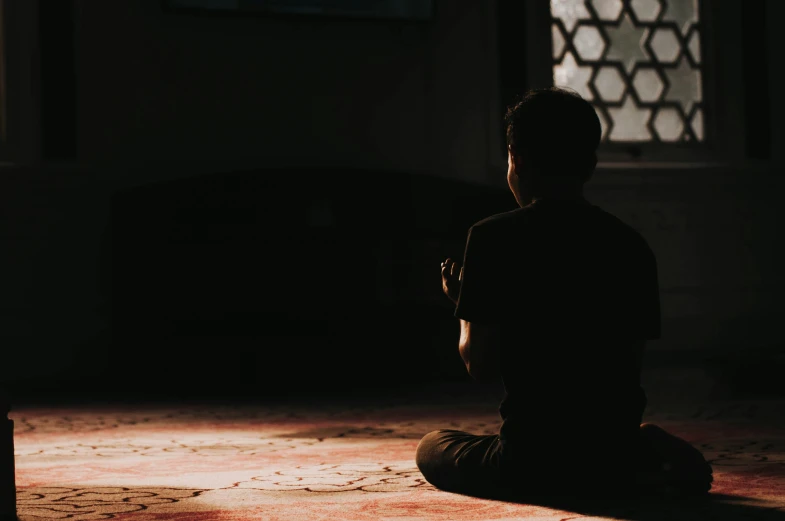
left=636, top=423, right=713, bottom=496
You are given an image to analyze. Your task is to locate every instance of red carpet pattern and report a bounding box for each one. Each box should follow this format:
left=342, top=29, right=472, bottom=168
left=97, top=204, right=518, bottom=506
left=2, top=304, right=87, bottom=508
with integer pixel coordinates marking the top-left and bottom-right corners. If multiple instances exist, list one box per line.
left=11, top=396, right=785, bottom=520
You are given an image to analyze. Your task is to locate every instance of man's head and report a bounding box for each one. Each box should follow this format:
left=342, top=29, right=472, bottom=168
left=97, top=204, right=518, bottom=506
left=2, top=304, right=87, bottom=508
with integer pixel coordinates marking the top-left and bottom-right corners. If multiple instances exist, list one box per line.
left=504, top=87, right=602, bottom=206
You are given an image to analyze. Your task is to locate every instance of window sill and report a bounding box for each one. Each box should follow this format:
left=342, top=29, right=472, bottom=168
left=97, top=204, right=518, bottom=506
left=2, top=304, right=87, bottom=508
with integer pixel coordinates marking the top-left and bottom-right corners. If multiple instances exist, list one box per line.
left=597, top=161, right=729, bottom=169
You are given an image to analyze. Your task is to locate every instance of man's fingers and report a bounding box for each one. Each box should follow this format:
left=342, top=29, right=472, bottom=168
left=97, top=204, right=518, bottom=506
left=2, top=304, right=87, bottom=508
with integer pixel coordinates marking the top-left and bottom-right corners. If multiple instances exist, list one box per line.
left=440, top=258, right=462, bottom=275
left=441, top=258, right=463, bottom=282
left=441, top=258, right=453, bottom=273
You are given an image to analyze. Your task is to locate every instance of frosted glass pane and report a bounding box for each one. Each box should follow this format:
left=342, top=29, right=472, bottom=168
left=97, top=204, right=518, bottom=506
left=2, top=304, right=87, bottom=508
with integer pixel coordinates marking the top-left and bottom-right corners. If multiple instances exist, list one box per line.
left=664, top=57, right=702, bottom=113
left=688, top=30, right=701, bottom=63
left=594, top=66, right=625, bottom=102
left=573, top=26, right=605, bottom=60
left=650, top=28, right=680, bottom=63
left=662, top=0, right=699, bottom=34
left=632, top=69, right=664, bottom=102
left=595, top=106, right=609, bottom=141
left=550, top=0, right=590, bottom=32
left=553, top=52, right=594, bottom=101
left=550, top=0, right=705, bottom=143
left=604, top=13, right=649, bottom=73
left=630, top=0, right=661, bottom=22
left=653, top=107, right=684, bottom=141
left=591, top=0, right=622, bottom=21
left=552, top=24, right=566, bottom=59
left=691, top=108, right=704, bottom=141
left=608, top=96, right=651, bottom=141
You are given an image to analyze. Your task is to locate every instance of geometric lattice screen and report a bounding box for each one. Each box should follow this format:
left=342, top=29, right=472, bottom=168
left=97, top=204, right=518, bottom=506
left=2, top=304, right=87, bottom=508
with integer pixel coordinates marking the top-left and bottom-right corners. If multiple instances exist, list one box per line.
left=551, top=0, right=703, bottom=142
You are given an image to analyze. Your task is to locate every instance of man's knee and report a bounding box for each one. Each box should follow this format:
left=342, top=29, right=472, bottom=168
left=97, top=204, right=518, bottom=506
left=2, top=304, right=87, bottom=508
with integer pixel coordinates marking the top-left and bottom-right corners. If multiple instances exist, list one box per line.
left=416, top=430, right=445, bottom=477
left=417, top=429, right=468, bottom=492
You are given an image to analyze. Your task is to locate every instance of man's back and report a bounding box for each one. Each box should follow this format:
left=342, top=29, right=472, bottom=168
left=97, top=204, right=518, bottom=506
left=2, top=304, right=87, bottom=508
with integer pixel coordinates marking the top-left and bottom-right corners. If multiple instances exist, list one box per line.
left=418, top=88, right=711, bottom=497
left=455, top=198, right=661, bottom=453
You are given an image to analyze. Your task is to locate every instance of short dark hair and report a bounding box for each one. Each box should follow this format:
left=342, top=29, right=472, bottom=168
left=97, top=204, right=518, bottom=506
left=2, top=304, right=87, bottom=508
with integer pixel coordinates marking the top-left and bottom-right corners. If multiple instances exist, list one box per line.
left=504, top=87, right=601, bottom=176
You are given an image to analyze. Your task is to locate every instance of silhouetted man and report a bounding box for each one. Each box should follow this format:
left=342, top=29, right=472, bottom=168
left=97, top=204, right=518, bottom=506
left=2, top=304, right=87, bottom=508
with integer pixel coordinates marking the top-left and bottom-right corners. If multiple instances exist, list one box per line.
left=416, top=87, right=712, bottom=500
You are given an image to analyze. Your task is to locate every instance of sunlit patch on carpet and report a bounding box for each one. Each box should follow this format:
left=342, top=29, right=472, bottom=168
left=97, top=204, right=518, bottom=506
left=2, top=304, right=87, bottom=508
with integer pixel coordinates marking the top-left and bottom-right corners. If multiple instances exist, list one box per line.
left=17, top=486, right=208, bottom=520
left=11, top=399, right=785, bottom=520
left=225, top=463, right=433, bottom=493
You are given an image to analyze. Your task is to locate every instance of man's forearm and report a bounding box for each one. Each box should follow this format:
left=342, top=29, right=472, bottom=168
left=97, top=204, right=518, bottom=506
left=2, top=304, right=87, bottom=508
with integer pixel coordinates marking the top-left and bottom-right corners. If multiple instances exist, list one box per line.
left=458, top=319, right=471, bottom=367
left=458, top=318, right=502, bottom=381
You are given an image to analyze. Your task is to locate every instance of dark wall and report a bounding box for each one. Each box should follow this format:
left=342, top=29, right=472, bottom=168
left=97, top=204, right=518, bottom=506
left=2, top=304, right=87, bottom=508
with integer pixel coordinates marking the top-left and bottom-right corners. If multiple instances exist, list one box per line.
left=1, top=0, right=504, bottom=399
left=1, top=0, right=785, bottom=402
left=104, top=168, right=514, bottom=399
left=585, top=168, right=785, bottom=354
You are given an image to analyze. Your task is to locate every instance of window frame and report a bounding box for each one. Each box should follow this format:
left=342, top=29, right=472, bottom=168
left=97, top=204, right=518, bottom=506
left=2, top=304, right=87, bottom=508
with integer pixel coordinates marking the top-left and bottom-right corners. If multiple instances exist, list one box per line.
left=502, top=0, right=748, bottom=169
left=0, top=0, right=41, bottom=166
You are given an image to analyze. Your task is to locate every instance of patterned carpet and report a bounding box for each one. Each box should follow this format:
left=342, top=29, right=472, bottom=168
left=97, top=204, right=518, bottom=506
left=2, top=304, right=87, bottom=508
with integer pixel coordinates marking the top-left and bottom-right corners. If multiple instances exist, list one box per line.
left=9, top=383, right=785, bottom=520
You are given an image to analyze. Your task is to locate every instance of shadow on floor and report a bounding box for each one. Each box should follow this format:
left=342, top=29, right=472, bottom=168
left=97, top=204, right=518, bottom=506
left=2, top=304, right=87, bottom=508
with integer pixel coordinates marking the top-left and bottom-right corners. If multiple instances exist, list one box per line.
left=473, top=491, right=785, bottom=521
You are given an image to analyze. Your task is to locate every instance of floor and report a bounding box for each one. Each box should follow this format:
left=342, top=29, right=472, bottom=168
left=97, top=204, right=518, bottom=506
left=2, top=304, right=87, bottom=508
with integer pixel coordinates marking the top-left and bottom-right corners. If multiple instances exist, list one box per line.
left=9, top=370, right=785, bottom=521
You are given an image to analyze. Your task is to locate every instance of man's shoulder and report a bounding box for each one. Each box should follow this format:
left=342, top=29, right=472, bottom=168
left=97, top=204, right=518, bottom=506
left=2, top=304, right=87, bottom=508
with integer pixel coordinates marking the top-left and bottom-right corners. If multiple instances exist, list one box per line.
left=591, top=205, right=655, bottom=256
left=470, top=208, right=527, bottom=233
left=471, top=204, right=655, bottom=256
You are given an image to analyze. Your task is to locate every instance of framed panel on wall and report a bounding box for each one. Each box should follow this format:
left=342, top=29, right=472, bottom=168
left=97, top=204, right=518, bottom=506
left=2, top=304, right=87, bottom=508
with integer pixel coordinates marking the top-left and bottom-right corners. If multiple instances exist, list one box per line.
left=162, top=0, right=436, bottom=21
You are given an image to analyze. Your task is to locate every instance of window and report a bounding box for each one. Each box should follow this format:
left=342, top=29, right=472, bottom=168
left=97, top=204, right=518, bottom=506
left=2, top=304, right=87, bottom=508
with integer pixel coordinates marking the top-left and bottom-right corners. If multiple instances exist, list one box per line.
left=551, top=0, right=704, bottom=144
left=495, top=0, right=760, bottom=172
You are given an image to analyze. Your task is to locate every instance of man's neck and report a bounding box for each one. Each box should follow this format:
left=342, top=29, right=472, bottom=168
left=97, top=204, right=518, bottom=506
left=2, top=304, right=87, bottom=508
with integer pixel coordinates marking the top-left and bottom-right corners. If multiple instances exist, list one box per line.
left=531, top=190, right=586, bottom=204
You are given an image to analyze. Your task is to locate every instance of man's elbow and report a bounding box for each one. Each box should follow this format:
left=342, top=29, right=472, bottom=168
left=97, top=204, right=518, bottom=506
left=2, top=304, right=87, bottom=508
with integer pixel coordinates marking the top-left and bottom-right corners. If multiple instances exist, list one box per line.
left=466, top=362, right=500, bottom=382
left=459, top=337, right=501, bottom=381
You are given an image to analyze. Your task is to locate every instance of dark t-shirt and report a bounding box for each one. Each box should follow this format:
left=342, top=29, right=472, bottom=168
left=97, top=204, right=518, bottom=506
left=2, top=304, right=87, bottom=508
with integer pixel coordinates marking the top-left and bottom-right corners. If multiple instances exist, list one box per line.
left=454, top=198, right=660, bottom=453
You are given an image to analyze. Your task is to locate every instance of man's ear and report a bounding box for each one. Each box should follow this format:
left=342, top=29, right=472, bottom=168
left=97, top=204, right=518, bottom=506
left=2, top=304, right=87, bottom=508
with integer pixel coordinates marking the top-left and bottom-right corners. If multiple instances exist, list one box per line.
left=508, top=146, right=520, bottom=168
left=512, top=151, right=525, bottom=178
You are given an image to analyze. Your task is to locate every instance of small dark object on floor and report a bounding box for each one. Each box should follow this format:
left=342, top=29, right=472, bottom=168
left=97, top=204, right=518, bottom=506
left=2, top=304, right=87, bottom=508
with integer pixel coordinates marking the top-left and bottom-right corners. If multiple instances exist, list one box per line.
left=0, top=391, right=16, bottom=521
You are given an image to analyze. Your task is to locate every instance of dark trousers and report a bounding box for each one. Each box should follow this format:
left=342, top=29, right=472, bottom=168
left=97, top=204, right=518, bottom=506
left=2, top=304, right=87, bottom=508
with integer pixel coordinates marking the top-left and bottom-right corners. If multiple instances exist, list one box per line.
left=415, top=424, right=713, bottom=500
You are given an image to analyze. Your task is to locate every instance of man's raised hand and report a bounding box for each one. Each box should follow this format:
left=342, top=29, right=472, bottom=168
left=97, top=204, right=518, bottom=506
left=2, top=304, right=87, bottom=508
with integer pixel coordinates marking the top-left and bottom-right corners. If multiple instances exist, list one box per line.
left=441, top=257, right=463, bottom=304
